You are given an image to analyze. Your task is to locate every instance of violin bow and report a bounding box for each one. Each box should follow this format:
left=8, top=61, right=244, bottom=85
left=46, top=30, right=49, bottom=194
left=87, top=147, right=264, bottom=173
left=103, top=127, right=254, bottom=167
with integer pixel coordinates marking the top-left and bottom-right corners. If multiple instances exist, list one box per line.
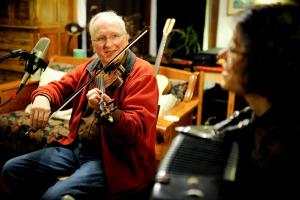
left=25, top=27, right=149, bottom=135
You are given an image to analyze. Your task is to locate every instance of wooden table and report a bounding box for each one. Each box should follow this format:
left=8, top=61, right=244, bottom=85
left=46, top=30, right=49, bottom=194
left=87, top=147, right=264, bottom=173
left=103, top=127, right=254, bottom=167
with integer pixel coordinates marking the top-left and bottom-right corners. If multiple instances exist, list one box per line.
left=195, top=66, right=236, bottom=125
left=0, top=79, right=38, bottom=113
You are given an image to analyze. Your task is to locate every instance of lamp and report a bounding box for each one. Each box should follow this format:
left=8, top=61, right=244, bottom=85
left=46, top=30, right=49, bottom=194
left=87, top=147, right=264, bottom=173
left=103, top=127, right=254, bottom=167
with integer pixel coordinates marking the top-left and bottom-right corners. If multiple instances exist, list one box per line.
left=65, top=22, right=84, bottom=55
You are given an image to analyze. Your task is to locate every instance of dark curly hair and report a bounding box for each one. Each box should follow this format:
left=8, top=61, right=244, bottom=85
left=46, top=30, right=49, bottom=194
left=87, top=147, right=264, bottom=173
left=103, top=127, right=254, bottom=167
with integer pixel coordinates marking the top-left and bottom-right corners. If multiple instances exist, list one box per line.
left=237, top=3, right=300, bottom=110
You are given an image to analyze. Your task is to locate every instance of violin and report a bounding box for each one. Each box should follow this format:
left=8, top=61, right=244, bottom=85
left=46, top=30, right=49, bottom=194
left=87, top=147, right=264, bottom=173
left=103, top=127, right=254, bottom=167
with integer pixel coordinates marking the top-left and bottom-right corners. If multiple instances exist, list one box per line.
left=25, top=27, right=149, bottom=135
left=95, top=61, right=127, bottom=122
left=99, top=56, right=127, bottom=94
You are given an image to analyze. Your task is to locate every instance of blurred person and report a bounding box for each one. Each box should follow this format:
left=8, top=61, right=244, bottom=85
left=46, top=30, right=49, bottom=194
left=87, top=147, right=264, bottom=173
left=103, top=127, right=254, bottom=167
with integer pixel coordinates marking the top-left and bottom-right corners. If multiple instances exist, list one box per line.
left=2, top=11, right=158, bottom=200
left=216, top=2, right=300, bottom=199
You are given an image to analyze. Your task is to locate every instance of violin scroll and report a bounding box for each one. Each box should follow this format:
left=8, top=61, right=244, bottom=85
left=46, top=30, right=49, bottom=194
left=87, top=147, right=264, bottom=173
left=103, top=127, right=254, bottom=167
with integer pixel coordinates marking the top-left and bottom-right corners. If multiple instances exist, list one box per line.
left=102, top=64, right=126, bottom=94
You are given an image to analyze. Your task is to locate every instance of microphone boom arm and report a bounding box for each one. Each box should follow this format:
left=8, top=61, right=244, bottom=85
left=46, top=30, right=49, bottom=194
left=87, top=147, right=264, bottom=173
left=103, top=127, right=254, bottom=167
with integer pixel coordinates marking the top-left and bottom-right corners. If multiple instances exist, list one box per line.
left=0, top=49, right=48, bottom=74
left=0, top=49, right=31, bottom=62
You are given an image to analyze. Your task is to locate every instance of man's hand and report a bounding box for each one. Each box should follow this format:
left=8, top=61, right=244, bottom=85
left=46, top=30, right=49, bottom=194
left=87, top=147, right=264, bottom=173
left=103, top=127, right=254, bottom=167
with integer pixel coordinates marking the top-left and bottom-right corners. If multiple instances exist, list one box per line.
left=86, top=88, right=112, bottom=111
left=30, top=95, right=51, bottom=131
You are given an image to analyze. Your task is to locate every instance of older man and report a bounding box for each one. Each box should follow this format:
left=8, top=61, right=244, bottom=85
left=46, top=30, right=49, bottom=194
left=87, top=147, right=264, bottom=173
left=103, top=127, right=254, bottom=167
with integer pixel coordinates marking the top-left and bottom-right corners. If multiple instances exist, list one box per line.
left=2, top=11, right=158, bottom=200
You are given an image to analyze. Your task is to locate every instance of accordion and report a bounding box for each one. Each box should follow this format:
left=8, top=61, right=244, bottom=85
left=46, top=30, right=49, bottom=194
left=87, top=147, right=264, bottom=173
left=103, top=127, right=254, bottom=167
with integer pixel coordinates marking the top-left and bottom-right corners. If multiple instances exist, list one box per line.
left=150, top=125, right=240, bottom=200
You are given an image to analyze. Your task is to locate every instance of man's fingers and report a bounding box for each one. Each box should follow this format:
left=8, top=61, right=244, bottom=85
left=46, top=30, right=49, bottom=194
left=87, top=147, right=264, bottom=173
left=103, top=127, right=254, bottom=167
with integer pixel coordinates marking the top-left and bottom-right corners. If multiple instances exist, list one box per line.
left=41, top=111, right=50, bottom=129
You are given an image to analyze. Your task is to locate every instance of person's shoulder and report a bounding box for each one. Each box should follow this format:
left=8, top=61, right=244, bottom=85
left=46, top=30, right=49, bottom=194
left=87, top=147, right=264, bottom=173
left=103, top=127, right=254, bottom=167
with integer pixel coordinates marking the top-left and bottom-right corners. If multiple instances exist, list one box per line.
left=132, top=57, right=154, bottom=73
left=135, top=57, right=151, bottom=67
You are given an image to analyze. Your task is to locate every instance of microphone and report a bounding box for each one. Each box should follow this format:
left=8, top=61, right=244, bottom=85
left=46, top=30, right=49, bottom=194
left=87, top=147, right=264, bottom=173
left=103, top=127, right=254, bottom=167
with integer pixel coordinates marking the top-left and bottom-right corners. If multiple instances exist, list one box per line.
left=17, top=37, right=50, bottom=94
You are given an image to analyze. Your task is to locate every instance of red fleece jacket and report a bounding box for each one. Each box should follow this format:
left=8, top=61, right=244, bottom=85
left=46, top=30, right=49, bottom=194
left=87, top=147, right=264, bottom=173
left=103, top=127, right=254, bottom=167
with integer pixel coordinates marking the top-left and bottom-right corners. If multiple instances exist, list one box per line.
left=31, top=57, right=159, bottom=199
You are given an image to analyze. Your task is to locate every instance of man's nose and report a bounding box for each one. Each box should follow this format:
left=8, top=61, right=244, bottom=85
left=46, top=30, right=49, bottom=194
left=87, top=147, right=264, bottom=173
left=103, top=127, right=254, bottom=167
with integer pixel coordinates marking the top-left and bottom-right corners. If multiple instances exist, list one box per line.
left=103, top=37, right=115, bottom=46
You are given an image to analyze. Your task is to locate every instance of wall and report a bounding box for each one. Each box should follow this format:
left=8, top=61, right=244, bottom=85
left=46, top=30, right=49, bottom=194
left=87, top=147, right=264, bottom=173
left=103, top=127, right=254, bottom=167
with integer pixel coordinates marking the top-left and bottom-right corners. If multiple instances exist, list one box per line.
left=215, top=0, right=291, bottom=48
left=202, top=0, right=239, bottom=50
left=216, top=0, right=239, bottom=48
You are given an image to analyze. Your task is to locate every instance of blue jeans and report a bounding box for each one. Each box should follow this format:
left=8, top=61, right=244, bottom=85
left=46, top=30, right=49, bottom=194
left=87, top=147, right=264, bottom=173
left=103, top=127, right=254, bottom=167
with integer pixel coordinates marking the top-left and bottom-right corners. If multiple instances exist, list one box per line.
left=1, top=141, right=107, bottom=200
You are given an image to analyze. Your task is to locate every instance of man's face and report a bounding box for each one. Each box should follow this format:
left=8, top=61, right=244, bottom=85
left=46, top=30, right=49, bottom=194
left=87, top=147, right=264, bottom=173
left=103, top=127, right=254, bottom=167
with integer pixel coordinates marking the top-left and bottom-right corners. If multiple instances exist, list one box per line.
left=91, top=18, right=128, bottom=66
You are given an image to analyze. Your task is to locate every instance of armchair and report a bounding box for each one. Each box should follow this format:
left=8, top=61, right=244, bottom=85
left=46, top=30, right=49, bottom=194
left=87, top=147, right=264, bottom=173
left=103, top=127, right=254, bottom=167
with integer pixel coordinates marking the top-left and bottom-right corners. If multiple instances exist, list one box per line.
left=156, top=66, right=201, bottom=162
left=0, top=56, right=202, bottom=165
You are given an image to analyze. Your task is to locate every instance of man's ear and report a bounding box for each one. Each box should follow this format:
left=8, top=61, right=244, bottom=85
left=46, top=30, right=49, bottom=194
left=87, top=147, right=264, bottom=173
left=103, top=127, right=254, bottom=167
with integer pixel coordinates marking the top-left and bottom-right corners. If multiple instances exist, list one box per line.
left=91, top=43, right=96, bottom=53
left=125, top=33, right=130, bottom=41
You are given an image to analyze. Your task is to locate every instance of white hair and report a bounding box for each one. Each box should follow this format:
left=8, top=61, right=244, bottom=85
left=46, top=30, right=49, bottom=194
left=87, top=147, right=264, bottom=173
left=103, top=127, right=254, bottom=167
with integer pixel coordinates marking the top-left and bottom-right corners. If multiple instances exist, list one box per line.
left=89, top=11, right=127, bottom=39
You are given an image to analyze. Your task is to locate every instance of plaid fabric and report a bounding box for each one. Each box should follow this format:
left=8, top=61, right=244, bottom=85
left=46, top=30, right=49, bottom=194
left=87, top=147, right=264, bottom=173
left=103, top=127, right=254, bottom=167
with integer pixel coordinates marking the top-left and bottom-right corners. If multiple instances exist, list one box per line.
left=0, top=62, right=77, bottom=164
left=169, top=79, right=188, bottom=100
left=0, top=111, right=69, bottom=157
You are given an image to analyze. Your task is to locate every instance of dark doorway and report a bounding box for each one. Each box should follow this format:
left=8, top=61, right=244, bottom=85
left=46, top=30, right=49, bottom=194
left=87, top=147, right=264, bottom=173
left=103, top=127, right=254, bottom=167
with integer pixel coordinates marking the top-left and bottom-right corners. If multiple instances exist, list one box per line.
left=84, top=0, right=207, bottom=59
left=85, top=0, right=151, bottom=57
left=157, top=0, right=207, bottom=59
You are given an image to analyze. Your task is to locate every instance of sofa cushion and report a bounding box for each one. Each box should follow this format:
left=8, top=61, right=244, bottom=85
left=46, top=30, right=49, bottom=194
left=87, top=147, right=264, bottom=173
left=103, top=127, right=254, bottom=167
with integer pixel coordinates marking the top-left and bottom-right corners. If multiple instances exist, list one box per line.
left=0, top=61, right=80, bottom=163
left=158, top=94, right=178, bottom=116
left=0, top=111, right=69, bottom=156
left=49, top=63, right=78, bottom=72
left=158, top=78, right=188, bottom=116
left=169, top=79, right=188, bottom=101
left=39, top=67, right=66, bottom=87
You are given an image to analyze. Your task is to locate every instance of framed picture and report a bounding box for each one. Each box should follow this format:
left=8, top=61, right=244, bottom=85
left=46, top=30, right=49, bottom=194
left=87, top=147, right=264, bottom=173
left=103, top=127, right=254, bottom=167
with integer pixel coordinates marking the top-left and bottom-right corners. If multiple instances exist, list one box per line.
left=227, top=0, right=255, bottom=16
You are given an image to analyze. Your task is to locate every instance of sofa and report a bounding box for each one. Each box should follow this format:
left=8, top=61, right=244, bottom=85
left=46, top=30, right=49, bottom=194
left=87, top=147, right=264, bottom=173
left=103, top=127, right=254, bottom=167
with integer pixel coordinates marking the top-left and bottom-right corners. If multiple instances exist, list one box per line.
left=0, top=55, right=202, bottom=167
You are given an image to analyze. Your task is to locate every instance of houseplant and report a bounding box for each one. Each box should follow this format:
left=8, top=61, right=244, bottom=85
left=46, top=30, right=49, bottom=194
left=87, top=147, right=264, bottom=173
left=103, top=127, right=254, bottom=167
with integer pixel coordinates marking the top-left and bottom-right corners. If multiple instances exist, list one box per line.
left=165, top=25, right=202, bottom=60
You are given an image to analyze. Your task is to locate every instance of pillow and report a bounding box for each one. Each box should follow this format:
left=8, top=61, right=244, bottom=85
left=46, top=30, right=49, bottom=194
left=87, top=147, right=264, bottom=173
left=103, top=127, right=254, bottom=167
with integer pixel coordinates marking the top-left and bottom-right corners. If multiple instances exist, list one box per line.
left=49, top=63, right=77, bottom=73
left=158, top=94, right=179, bottom=116
left=25, top=67, right=72, bottom=121
left=39, top=67, right=66, bottom=86
left=169, top=79, right=188, bottom=101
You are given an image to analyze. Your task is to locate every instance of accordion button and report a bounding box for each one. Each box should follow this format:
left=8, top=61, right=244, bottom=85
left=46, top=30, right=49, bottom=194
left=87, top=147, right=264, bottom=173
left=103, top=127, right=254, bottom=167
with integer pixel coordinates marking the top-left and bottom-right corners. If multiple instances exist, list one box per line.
left=186, top=188, right=204, bottom=198
left=156, top=173, right=170, bottom=184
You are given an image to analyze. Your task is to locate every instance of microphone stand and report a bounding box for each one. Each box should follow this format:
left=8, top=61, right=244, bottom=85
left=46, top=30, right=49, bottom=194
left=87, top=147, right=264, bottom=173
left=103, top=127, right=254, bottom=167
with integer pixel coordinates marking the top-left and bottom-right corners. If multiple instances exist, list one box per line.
left=0, top=49, right=31, bottom=62
left=0, top=49, right=48, bottom=90
left=0, top=48, right=48, bottom=107
left=0, top=49, right=33, bottom=107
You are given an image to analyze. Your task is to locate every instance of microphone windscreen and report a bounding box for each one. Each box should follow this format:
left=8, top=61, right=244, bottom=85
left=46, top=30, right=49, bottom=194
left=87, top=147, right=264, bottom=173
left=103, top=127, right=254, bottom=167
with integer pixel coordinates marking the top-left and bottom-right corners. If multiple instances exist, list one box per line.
left=25, top=37, right=50, bottom=73
left=32, top=37, right=50, bottom=60
left=16, top=37, right=50, bottom=94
